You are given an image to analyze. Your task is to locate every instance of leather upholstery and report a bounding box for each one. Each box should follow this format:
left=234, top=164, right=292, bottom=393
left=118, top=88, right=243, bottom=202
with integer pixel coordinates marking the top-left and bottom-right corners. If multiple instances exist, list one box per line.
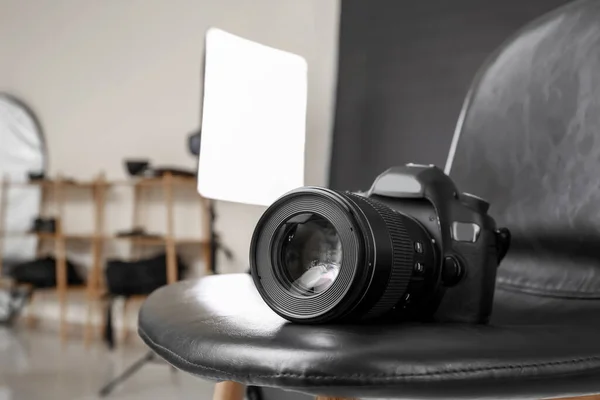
left=447, top=0, right=600, bottom=302
left=139, top=0, right=600, bottom=398
left=139, top=275, right=600, bottom=399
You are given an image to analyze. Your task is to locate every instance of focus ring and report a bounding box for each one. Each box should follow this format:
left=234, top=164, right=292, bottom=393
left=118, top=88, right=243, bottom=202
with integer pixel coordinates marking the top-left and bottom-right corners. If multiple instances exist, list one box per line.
left=347, top=194, right=414, bottom=318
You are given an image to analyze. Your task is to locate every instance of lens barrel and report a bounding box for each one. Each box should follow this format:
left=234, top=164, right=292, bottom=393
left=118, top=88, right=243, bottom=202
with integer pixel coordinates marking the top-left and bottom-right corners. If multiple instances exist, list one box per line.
left=250, top=187, right=437, bottom=323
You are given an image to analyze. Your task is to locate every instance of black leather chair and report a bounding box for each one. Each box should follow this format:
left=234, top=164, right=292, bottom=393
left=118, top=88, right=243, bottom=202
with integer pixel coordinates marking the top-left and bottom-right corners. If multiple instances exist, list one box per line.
left=138, top=0, right=600, bottom=399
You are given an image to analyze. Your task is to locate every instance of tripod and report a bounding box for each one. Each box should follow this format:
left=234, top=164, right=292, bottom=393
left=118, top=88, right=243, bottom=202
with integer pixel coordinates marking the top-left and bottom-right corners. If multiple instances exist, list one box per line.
left=97, top=293, right=169, bottom=397
left=98, top=351, right=158, bottom=397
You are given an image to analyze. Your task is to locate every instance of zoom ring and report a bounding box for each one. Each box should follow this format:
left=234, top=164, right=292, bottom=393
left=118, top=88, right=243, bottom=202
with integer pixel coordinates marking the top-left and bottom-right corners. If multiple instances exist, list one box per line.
left=348, top=194, right=414, bottom=319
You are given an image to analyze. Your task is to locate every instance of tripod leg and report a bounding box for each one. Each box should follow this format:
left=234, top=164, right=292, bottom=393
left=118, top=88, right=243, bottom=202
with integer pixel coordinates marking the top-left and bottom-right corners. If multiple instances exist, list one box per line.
left=99, top=351, right=155, bottom=397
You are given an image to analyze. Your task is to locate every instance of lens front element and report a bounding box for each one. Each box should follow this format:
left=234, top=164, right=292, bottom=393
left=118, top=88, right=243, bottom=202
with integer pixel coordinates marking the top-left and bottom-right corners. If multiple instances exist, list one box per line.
left=277, top=213, right=342, bottom=297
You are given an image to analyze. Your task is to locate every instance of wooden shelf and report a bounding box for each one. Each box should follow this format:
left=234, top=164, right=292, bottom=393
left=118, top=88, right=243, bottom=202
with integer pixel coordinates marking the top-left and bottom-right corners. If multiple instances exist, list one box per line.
left=1, top=232, right=97, bottom=241
left=111, top=175, right=197, bottom=187
left=1, top=231, right=58, bottom=239
left=109, top=235, right=208, bottom=245
left=0, top=171, right=213, bottom=345
left=1, top=231, right=208, bottom=245
left=110, top=235, right=165, bottom=245
left=0, top=280, right=87, bottom=291
left=6, top=180, right=99, bottom=188
left=1, top=175, right=197, bottom=189
left=176, top=237, right=211, bottom=245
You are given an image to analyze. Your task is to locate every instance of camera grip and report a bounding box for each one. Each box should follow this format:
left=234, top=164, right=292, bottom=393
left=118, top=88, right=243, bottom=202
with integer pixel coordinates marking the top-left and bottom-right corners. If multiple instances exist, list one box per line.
left=433, top=229, right=499, bottom=324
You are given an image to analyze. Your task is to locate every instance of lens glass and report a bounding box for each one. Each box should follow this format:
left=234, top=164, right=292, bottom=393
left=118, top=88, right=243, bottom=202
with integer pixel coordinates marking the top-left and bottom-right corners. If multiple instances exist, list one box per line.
left=276, top=213, right=342, bottom=297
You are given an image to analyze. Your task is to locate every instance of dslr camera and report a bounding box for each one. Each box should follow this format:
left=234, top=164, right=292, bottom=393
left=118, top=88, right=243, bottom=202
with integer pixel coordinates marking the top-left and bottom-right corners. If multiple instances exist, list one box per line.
left=250, top=164, right=510, bottom=324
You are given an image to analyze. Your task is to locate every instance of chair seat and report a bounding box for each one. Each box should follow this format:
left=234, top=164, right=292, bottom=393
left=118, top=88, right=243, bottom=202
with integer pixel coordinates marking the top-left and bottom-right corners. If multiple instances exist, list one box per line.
left=138, top=274, right=600, bottom=399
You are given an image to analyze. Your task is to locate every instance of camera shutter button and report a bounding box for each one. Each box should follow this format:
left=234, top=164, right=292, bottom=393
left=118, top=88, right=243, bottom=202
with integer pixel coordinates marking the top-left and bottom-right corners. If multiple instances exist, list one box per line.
left=442, top=256, right=463, bottom=287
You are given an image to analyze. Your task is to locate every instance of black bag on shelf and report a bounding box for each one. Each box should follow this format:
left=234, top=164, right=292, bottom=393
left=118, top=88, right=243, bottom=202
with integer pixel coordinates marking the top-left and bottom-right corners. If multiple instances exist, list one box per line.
left=10, top=256, right=85, bottom=288
left=105, top=253, right=187, bottom=297
left=103, top=253, right=187, bottom=349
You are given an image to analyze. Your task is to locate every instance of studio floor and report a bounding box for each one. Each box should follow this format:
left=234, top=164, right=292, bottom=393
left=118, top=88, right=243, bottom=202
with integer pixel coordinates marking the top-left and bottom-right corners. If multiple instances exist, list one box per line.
left=0, top=327, right=215, bottom=400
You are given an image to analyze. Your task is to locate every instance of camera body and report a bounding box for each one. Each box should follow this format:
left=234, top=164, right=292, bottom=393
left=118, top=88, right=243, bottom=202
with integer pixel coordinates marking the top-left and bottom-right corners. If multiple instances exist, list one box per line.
left=250, top=163, right=510, bottom=325
left=364, top=164, right=502, bottom=324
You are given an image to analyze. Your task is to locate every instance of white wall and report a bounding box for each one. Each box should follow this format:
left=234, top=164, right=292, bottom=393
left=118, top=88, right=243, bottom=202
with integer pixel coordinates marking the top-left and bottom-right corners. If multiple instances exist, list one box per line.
left=0, top=0, right=340, bottom=276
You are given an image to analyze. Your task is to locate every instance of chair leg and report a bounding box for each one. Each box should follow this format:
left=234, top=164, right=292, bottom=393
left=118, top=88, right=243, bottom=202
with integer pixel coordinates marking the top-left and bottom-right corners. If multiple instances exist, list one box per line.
left=212, top=381, right=245, bottom=400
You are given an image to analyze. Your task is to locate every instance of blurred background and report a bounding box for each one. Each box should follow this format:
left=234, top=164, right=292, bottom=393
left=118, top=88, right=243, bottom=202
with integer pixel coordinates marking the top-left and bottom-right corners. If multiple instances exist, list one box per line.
left=0, top=0, right=571, bottom=399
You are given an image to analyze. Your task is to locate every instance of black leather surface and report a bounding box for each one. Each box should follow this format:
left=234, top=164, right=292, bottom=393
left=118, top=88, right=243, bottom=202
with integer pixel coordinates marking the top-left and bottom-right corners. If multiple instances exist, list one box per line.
left=139, top=0, right=600, bottom=398
left=139, top=275, right=600, bottom=399
left=448, top=0, right=600, bottom=302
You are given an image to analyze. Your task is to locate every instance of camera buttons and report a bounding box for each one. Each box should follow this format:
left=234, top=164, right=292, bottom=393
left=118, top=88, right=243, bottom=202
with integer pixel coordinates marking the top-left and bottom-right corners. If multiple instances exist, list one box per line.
left=403, top=293, right=412, bottom=308
left=414, top=241, right=424, bottom=253
left=441, top=256, right=463, bottom=287
left=451, top=222, right=481, bottom=243
left=414, top=262, right=424, bottom=274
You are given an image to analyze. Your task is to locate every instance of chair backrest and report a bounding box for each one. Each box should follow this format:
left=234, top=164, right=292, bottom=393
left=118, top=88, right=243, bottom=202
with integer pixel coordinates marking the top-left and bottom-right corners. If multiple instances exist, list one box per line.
left=447, top=0, right=600, bottom=299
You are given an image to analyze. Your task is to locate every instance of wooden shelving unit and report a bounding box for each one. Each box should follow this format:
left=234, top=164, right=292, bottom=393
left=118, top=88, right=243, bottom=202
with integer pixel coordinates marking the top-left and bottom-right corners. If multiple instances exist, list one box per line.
left=0, top=175, right=104, bottom=342
left=0, top=172, right=212, bottom=345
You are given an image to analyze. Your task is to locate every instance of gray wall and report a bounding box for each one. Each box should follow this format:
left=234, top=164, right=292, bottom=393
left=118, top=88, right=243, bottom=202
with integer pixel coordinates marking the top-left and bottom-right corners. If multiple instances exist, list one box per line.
left=329, top=0, right=571, bottom=191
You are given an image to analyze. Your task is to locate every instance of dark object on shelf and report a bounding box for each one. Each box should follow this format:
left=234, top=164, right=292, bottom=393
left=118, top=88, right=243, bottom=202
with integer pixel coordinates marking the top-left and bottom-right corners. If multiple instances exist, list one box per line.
left=138, top=1, right=600, bottom=399
left=103, top=253, right=188, bottom=350
left=1, top=259, right=20, bottom=277
left=28, top=171, right=45, bottom=181
left=61, top=177, right=78, bottom=185
left=105, top=253, right=187, bottom=297
left=115, top=227, right=162, bottom=240
left=124, top=159, right=150, bottom=177
left=123, top=159, right=196, bottom=179
left=31, top=217, right=56, bottom=234
left=10, top=256, right=85, bottom=288
left=153, top=167, right=196, bottom=178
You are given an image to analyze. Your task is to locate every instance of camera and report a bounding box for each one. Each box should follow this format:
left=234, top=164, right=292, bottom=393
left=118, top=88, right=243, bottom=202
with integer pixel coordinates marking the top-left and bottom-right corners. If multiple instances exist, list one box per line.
left=250, top=164, right=510, bottom=324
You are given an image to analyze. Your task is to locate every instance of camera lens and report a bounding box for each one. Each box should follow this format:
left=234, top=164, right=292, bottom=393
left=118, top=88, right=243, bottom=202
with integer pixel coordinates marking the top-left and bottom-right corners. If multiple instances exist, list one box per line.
left=275, top=213, right=342, bottom=297
left=250, top=187, right=438, bottom=323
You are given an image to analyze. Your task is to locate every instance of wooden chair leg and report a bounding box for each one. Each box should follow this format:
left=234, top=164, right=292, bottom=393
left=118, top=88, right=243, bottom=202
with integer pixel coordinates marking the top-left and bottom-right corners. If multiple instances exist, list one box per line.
left=212, top=381, right=245, bottom=400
